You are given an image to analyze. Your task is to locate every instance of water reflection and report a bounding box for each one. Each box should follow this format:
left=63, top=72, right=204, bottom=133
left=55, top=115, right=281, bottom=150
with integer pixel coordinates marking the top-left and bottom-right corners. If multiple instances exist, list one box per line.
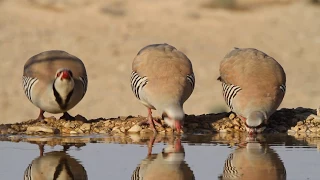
left=132, top=137, right=195, bottom=180
left=220, top=137, right=286, bottom=180
left=24, top=145, right=88, bottom=180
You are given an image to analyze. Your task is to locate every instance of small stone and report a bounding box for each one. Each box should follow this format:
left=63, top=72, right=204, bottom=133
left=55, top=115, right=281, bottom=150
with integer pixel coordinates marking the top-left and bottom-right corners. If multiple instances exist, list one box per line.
left=219, top=129, right=227, bottom=133
left=309, top=127, right=318, bottom=133
left=76, top=129, right=84, bottom=134
left=291, top=126, right=299, bottom=132
left=104, top=120, right=112, bottom=126
left=234, top=126, right=239, bottom=130
left=26, top=126, right=54, bottom=133
left=229, top=113, right=236, bottom=120
left=128, top=124, right=142, bottom=133
left=80, top=123, right=91, bottom=131
left=111, top=128, right=121, bottom=133
left=99, top=130, right=107, bottom=134
left=64, top=122, right=71, bottom=128
left=297, top=121, right=304, bottom=126
left=140, top=129, right=154, bottom=134
left=313, top=118, right=320, bottom=124
left=225, top=122, right=233, bottom=128
left=287, top=129, right=296, bottom=134
left=298, top=126, right=307, bottom=132
left=70, top=130, right=78, bottom=134
left=120, top=127, right=126, bottom=133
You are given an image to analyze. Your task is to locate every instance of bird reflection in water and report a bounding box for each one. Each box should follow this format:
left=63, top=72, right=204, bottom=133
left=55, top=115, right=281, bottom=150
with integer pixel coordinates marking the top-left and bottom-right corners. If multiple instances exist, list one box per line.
left=24, top=144, right=88, bottom=180
left=220, top=137, right=286, bottom=180
left=132, top=136, right=195, bottom=180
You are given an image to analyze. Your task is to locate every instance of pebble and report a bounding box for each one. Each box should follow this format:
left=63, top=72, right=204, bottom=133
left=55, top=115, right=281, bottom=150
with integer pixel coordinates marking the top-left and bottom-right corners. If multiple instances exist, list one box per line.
left=140, top=129, right=153, bottom=134
left=128, top=124, right=142, bottom=133
left=229, top=113, right=236, bottom=120
left=26, top=126, right=55, bottom=134
left=80, top=123, right=91, bottom=131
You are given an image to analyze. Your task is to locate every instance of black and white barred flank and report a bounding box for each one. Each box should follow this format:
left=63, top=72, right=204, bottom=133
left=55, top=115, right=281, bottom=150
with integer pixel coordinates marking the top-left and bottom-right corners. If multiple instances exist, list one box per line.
left=222, top=153, right=239, bottom=179
left=22, top=76, right=38, bottom=101
left=24, top=164, right=32, bottom=180
left=222, top=82, right=242, bottom=111
left=130, top=71, right=148, bottom=100
left=187, top=73, right=195, bottom=90
left=79, top=75, right=88, bottom=95
left=131, top=166, right=140, bottom=180
left=280, top=84, right=286, bottom=94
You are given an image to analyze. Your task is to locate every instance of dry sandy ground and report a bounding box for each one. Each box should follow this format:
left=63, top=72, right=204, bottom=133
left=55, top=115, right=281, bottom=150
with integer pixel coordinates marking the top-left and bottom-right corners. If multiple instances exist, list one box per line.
left=0, top=0, right=319, bottom=124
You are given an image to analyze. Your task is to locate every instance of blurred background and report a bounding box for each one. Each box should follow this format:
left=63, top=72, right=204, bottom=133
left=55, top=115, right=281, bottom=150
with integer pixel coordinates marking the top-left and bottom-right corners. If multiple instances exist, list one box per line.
left=0, top=0, right=319, bottom=124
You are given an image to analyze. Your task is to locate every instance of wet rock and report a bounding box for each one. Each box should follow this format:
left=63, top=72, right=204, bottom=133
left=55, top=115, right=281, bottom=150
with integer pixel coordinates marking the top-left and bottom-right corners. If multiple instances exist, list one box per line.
left=297, top=121, right=304, bottom=126
left=128, top=124, right=142, bottom=133
left=140, top=129, right=154, bottom=134
left=80, top=123, right=91, bottom=131
left=120, top=127, right=126, bottom=133
left=26, top=126, right=56, bottom=133
left=99, top=130, right=107, bottom=134
left=229, top=113, right=236, bottom=120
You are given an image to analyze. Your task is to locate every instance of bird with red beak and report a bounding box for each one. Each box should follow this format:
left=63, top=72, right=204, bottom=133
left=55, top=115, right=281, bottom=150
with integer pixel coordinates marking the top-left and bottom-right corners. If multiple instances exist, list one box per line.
left=130, top=43, right=195, bottom=133
left=22, top=50, right=88, bottom=121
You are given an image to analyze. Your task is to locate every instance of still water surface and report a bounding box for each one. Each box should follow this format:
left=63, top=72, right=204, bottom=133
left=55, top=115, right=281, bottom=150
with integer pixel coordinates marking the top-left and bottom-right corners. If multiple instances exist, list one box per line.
left=0, top=133, right=319, bottom=180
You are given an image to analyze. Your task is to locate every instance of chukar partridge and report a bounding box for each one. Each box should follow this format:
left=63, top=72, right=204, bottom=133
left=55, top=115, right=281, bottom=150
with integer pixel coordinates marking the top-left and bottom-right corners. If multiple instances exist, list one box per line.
left=24, top=151, right=88, bottom=180
left=218, top=48, right=286, bottom=134
left=22, top=50, right=88, bottom=121
left=131, top=139, right=195, bottom=180
left=131, top=44, right=195, bottom=133
left=221, top=141, right=286, bottom=180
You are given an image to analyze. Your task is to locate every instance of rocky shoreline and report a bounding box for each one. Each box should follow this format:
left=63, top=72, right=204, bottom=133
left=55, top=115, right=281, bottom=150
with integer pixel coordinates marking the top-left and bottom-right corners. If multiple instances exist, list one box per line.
left=1, top=107, right=320, bottom=137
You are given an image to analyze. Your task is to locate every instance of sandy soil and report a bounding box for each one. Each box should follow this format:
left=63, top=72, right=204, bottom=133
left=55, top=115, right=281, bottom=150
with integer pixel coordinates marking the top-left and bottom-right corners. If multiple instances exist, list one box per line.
left=0, top=0, right=320, bottom=124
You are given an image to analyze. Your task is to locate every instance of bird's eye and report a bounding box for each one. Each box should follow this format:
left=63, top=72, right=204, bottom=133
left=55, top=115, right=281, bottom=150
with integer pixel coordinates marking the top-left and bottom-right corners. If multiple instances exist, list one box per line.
left=57, top=72, right=62, bottom=77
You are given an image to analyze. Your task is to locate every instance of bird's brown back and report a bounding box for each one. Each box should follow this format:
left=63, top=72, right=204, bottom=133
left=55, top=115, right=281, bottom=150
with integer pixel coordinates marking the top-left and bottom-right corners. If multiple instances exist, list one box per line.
left=24, top=50, right=87, bottom=81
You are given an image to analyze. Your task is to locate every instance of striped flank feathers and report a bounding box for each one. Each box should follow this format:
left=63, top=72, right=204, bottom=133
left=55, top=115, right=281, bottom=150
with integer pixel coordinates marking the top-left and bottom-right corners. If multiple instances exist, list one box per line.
left=187, top=73, right=195, bottom=90
left=79, top=75, right=88, bottom=95
left=22, top=76, right=38, bottom=102
left=130, top=71, right=148, bottom=100
left=222, top=82, right=242, bottom=111
left=131, top=166, right=141, bottom=180
left=280, top=84, right=286, bottom=93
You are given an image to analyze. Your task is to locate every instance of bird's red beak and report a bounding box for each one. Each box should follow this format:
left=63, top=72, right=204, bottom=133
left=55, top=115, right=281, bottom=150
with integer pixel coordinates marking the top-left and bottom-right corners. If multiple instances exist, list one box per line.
left=61, top=71, right=71, bottom=80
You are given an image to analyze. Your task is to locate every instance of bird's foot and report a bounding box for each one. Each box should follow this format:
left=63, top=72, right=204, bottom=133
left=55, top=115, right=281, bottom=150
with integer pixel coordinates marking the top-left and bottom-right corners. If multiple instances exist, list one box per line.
left=60, top=112, right=75, bottom=120
left=139, top=118, right=163, bottom=134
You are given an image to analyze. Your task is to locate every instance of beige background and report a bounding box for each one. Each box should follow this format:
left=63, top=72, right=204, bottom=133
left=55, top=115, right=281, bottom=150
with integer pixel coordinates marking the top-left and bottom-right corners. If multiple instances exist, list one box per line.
left=0, top=0, right=319, bottom=124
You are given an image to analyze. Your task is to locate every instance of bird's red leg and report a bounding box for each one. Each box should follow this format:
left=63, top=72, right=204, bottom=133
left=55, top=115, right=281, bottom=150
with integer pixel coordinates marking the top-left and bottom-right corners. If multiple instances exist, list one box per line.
left=38, top=144, right=44, bottom=156
left=139, top=108, right=162, bottom=133
left=147, top=134, right=156, bottom=156
left=36, top=109, right=45, bottom=121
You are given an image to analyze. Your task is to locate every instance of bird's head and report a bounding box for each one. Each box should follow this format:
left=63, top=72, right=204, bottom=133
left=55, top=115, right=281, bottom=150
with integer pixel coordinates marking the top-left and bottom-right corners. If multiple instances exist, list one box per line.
left=55, top=68, right=73, bottom=81
left=162, top=139, right=185, bottom=162
left=162, top=106, right=185, bottom=133
left=244, top=111, right=267, bottom=134
left=54, top=68, right=75, bottom=98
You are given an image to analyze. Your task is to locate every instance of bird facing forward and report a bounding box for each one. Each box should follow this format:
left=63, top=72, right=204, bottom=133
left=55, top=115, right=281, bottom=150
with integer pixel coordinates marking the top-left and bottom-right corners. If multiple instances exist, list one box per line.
left=218, top=48, right=286, bottom=134
left=130, top=44, right=195, bottom=133
left=22, top=50, right=88, bottom=121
